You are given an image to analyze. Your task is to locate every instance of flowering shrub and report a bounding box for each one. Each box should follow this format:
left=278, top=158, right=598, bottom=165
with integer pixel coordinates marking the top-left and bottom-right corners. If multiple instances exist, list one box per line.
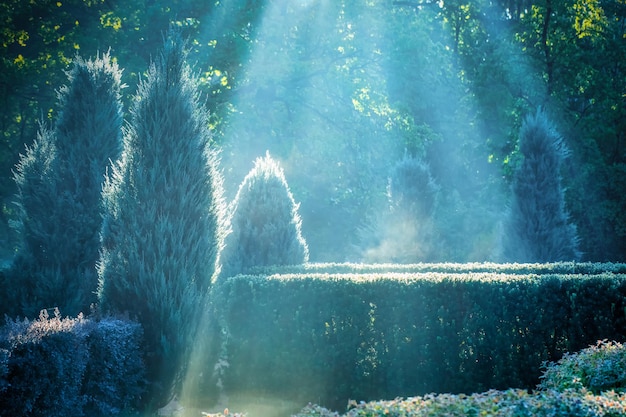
left=294, top=388, right=626, bottom=417
left=539, top=340, right=626, bottom=393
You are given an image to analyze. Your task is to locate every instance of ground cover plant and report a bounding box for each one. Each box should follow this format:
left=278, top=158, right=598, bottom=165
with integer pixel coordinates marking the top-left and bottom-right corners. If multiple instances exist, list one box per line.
left=293, top=339, right=626, bottom=417
left=294, top=389, right=626, bottom=417
left=0, top=309, right=145, bottom=417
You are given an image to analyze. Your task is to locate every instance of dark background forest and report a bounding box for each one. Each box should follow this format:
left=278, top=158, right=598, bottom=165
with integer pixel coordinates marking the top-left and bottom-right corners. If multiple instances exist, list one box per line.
left=1, top=0, right=625, bottom=263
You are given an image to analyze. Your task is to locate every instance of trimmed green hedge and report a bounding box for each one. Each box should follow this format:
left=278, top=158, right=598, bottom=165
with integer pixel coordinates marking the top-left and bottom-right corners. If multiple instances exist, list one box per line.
left=212, top=267, right=626, bottom=409
left=254, top=261, right=626, bottom=275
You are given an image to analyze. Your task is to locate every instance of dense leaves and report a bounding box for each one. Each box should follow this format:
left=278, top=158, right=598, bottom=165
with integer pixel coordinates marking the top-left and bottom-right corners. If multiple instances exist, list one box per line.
left=212, top=267, right=626, bottom=409
left=5, top=52, right=123, bottom=318
left=0, top=310, right=145, bottom=417
left=97, top=29, right=226, bottom=404
left=1, top=0, right=624, bottom=262
left=295, top=388, right=626, bottom=417
left=501, top=109, right=580, bottom=262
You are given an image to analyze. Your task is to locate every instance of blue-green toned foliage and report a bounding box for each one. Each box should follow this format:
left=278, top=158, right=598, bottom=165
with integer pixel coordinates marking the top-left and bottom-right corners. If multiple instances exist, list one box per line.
left=358, top=156, right=440, bottom=263
left=0, top=310, right=89, bottom=417
left=218, top=152, right=308, bottom=279
left=212, top=268, right=626, bottom=409
left=82, top=316, right=146, bottom=415
left=0, top=311, right=145, bottom=417
left=539, top=340, right=626, bottom=394
left=8, top=52, right=123, bottom=318
left=295, top=388, right=626, bottom=417
left=502, top=109, right=581, bottom=262
left=97, top=29, right=226, bottom=402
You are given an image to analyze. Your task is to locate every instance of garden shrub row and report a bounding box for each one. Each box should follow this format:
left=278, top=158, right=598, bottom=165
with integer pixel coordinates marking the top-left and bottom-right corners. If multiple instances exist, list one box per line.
left=0, top=309, right=145, bottom=417
left=295, top=388, right=626, bottom=417
left=212, top=269, right=626, bottom=409
left=254, top=261, right=626, bottom=276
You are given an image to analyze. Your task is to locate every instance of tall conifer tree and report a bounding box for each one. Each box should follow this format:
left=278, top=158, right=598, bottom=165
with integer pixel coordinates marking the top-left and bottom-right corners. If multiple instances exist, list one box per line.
left=97, top=30, right=226, bottom=402
left=501, top=109, right=581, bottom=262
left=219, top=152, right=308, bottom=279
left=10, top=53, right=123, bottom=317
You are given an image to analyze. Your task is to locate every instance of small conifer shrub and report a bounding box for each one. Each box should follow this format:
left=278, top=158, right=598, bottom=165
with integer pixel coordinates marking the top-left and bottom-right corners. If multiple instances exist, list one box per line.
left=219, top=152, right=309, bottom=279
left=359, top=155, right=440, bottom=263
left=0, top=309, right=89, bottom=417
left=0, top=310, right=145, bottom=417
left=10, top=52, right=123, bottom=318
left=501, top=109, right=580, bottom=262
left=97, top=29, right=226, bottom=402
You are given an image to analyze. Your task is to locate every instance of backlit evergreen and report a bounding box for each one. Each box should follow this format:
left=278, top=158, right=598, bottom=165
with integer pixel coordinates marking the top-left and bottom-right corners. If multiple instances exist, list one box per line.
left=97, top=29, right=226, bottom=402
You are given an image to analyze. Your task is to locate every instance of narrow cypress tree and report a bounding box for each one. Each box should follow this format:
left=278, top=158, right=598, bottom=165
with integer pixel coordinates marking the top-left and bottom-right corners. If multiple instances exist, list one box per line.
left=501, top=109, right=581, bottom=262
left=218, top=152, right=309, bottom=279
left=10, top=53, right=123, bottom=318
left=97, top=30, right=226, bottom=403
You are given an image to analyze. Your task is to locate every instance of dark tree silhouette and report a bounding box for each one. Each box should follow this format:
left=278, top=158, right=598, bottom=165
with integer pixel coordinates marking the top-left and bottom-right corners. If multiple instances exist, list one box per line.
left=9, top=52, right=123, bottom=318
left=501, top=109, right=581, bottom=262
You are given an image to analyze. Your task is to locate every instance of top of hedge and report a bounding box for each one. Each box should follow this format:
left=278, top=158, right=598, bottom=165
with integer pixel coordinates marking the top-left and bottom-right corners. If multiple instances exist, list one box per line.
left=246, top=262, right=626, bottom=277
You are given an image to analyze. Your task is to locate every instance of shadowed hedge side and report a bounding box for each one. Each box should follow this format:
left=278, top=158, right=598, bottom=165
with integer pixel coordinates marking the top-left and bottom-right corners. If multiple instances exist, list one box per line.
left=212, top=270, right=626, bottom=409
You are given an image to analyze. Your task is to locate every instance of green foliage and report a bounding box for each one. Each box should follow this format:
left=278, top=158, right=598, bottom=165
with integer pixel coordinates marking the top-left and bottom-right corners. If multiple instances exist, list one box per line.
left=82, top=316, right=146, bottom=415
left=7, top=51, right=123, bottom=318
left=255, top=261, right=626, bottom=276
left=0, top=348, right=7, bottom=394
left=0, top=310, right=145, bottom=417
left=2, top=0, right=626, bottom=262
left=0, top=309, right=89, bottom=417
left=219, top=152, right=308, bottom=279
left=539, top=340, right=626, bottom=394
left=295, top=388, right=626, bottom=417
left=501, top=109, right=581, bottom=262
left=212, top=267, right=626, bottom=410
left=97, top=29, right=226, bottom=403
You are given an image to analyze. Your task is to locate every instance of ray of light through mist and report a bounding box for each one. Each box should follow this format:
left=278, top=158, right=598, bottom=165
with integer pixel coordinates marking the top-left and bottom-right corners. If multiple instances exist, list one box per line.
left=179, top=0, right=547, bottom=414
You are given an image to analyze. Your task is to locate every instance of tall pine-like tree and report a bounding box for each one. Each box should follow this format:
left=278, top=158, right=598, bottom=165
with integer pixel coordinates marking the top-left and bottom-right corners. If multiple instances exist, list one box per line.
left=97, top=30, right=226, bottom=403
left=9, top=53, right=123, bottom=318
left=501, top=109, right=581, bottom=262
left=218, top=152, right=308, bottom=279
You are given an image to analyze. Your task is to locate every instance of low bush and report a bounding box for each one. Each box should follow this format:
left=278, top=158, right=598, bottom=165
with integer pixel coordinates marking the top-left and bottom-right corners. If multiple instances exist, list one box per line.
left=0, top=309, right=89, bottom=417
left=539, top=340, right=626, bottom=394
left=82, top=316, right=146, bottom=415
left=0, top=347, right=9, bottom=394
left=295, top=388, right=626, bottom=417
left=0, top=310, right=145, bottom=417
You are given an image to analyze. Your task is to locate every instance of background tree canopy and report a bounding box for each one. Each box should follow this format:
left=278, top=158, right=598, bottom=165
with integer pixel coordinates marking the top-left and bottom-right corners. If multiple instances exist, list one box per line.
left=1, top=0, right=624, bottom=262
